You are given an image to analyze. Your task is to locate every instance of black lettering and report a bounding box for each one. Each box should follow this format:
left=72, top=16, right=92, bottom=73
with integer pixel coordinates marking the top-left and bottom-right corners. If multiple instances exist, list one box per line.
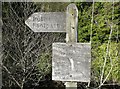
left=39, top=23, right=44, bottom=28
left=33, top=17, right=37, bottom=21
left=51, top=24, right=54, bottom=28
left=33, top=23, right=36, bottom=27
left=45, top=23, right=49, bottom=29
left=57, top=24, right=60, bottom=28
left=41, top=17, right=43, bottom=21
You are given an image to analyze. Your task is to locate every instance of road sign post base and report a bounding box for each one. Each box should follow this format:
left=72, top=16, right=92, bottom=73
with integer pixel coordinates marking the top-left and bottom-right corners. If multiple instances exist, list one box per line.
left=64, top=82, right=77, bottom=89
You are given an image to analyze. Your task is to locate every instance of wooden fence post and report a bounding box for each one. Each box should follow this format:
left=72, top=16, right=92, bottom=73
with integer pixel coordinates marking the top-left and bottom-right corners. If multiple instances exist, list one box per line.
left=65, top=3, right=78, bottom=89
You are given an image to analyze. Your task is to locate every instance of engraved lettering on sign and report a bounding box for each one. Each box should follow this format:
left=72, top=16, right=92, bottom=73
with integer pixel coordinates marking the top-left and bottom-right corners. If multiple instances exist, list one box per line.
left=33, top=16, right=50, bottom=22
left=32, top=15, right=61, bottom=29
left=25, top=12, right=66, bottom=32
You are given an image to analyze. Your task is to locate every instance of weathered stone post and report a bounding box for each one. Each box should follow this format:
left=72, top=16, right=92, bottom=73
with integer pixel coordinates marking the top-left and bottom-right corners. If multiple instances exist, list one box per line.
left=65, top=3, right=78, bottom=89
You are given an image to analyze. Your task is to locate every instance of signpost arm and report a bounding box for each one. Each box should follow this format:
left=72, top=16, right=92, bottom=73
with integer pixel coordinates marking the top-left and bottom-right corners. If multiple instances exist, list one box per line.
left=65, top=3, right=78, bottom=89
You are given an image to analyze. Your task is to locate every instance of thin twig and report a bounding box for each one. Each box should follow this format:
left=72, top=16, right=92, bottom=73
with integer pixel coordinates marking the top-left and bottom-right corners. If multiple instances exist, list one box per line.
left=99, top=1, right=114, bottom=87
left=90, top=0, right=94, bottom=44
left=2, top=64, right=21, bottom=88
left=88, top=0, right=94, bottom=87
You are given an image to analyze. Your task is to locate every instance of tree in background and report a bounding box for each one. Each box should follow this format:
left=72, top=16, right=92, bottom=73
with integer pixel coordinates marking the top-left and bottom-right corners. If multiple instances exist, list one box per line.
left=2, top=2, right=67, bottom=88
left=77, top=2, right=120, bottom=88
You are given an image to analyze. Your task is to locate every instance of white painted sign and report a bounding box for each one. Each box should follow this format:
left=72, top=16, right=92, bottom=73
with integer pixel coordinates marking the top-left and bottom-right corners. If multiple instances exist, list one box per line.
left=25, top=12, right=66, bottom=32
left=52, top=43, right=91, bottom=82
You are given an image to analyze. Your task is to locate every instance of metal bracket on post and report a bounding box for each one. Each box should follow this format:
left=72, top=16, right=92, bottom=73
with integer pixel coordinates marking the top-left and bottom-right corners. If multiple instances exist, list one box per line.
left=65, top=3, right=78, bottom=89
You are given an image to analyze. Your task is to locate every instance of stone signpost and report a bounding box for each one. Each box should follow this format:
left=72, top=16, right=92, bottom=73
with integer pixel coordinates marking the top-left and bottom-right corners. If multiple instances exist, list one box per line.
left=25, top=3, right=91, bottom=89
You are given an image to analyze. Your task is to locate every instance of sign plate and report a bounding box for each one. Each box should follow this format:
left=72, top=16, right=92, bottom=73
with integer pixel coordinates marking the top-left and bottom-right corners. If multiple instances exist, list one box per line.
left=25, top=12, right=66, bottom=32
left=52, top=43, right=91, bottom=82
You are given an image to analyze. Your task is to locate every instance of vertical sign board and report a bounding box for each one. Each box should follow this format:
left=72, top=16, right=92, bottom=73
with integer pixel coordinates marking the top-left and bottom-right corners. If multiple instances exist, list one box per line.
left=25, top=12, right=66, bottom=32
left=52, top=43, right=91, bottom=82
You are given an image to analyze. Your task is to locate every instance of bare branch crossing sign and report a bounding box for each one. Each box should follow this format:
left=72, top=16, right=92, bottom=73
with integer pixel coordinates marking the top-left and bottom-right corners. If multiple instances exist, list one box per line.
left=25, top=3, right=91, bottom=85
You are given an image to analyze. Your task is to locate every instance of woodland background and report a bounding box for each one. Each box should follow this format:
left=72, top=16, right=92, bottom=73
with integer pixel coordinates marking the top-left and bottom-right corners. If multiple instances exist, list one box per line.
left=1, top=1, right=120, bottom=89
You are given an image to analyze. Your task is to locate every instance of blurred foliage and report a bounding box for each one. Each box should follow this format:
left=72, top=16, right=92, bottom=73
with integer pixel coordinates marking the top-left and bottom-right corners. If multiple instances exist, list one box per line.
left=92, top=42, right=119, bottom=83
left=34, top=2, right=69, bottom=12
left=2, top=2, right=66, bottom=88
left=76, top=2, right=120, bottom=86
left=37, top=52, right=51, bottom=76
